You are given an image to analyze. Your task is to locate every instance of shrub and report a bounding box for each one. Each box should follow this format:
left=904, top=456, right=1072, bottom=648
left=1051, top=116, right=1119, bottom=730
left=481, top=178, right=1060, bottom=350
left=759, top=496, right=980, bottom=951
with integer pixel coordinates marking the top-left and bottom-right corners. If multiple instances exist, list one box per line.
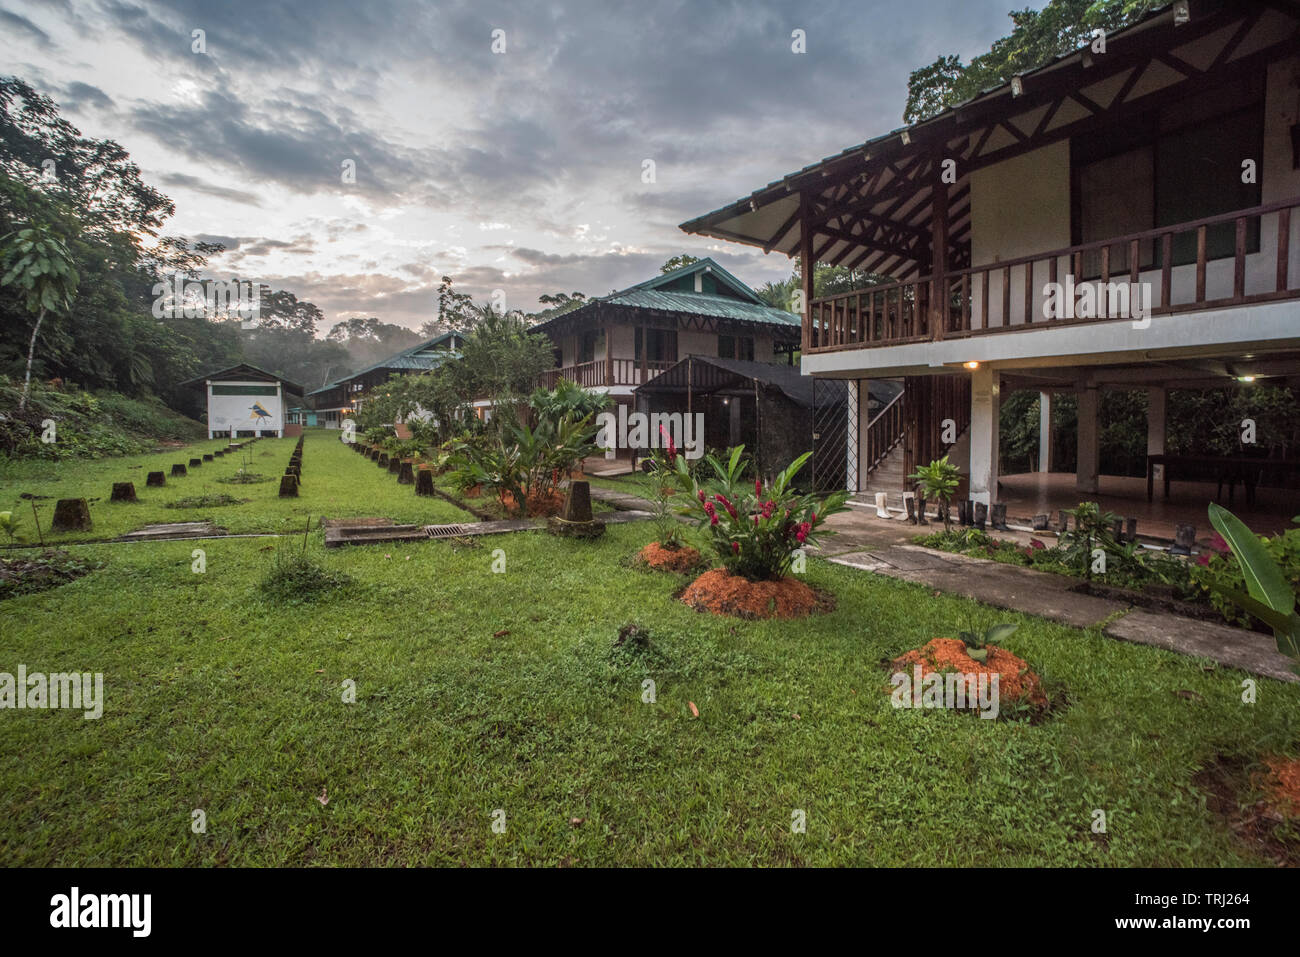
left=909, top=455, right=961, bottom=531
left=1192, top=508, right=1300, bottom=662
left=667, top=441, right=849, bottom=581
left=446, top=413, right=598, bottom=516
left=259, top=548, right=352, bottom=603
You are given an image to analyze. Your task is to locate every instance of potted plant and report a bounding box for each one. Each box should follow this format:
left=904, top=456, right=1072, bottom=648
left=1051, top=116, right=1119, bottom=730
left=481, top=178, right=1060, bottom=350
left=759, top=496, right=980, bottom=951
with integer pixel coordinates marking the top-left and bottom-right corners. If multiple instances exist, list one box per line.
left=909, top=455, right=961, bottom=531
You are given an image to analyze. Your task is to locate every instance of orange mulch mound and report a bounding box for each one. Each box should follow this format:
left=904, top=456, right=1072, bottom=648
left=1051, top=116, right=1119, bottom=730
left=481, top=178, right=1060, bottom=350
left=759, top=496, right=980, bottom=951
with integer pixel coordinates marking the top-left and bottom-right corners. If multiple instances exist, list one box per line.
left=679, top=568, right=826, bottom=619
left=638, top=542, right=702, bottom=572
left=498, top=488, right=565, bottom=517
left=891, top=637, right=1047, bottom=707
left=1263, top=756, right=1300, bottom=818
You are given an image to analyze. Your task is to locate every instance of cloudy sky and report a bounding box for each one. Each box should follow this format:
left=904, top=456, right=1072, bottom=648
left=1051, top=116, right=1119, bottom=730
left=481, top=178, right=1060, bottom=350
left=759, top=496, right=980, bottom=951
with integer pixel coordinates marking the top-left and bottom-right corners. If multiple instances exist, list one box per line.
left=2, top=0, right=1023, bottom=331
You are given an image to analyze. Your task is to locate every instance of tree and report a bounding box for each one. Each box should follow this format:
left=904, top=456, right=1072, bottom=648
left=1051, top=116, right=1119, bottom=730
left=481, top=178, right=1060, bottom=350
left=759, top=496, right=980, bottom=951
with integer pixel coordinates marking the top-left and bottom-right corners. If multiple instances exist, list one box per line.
left=1, top=221, right=78, bottom=409
left=530, top=291, right=588, bottom=322
left=660, top=254, right=699, bottom=274
left=902, top=1, right=1163, bottom=124
left=434, top=275, right=479, bottom=333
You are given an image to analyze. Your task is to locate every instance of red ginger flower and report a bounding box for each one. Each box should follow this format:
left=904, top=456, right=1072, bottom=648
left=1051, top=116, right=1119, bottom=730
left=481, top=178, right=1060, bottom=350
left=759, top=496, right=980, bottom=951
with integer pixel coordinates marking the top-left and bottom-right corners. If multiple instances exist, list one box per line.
left=658, top=425, right=677, bottom=465
left=731, top=541, right=740, bottom=554
left=755, top=478, right=762, bottom=497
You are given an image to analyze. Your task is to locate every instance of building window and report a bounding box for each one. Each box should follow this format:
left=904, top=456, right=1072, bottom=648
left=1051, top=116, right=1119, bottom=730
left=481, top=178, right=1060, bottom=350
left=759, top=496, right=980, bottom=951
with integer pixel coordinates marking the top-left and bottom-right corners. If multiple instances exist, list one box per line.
left=579, top=329, right=606, bottom=364
left=1072, top=76, right=1263, bottom=274
left=718, top=335, right=754, bottom=361
left=635, top=327, right=677, bottom=363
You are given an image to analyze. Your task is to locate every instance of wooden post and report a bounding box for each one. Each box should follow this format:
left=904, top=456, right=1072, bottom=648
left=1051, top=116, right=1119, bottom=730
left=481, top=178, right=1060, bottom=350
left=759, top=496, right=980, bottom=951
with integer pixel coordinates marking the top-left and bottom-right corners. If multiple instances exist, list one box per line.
left=639, top=326, right=648, bottom=384
left=799, top=191, right=814, bottom=353
left=930, top=167, right=948, bottom=341
left=687, top=357, right=693, bottom=419
left=604, top=322, right=613, bottom=387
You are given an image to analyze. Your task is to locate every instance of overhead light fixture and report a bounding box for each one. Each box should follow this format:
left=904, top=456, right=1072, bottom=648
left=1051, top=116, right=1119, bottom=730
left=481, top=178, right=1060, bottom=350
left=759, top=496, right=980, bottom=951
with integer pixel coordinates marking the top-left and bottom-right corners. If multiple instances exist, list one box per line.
left=900, top=130, right=911, bottom=146
left=1173, top=1, right=1190, bottom=26
left=1010, top=76, right=1024, bottom=97
left=1238, top=375, right=1256, bottom=383
left=964, top=361, right=980, bottom=370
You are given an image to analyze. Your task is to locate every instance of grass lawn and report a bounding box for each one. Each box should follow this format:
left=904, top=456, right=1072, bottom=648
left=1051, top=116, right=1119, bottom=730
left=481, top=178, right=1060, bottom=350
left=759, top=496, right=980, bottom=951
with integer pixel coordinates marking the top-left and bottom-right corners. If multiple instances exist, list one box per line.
left=0, top=428, right=472, bottom=543
left=1, top=515, right=1297, bottom=865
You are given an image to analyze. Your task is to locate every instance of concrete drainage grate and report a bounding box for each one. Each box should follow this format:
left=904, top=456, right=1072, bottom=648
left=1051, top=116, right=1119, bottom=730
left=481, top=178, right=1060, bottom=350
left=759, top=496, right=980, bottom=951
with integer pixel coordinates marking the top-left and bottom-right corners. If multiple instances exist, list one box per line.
left=424, top=523, right=473, bottom=539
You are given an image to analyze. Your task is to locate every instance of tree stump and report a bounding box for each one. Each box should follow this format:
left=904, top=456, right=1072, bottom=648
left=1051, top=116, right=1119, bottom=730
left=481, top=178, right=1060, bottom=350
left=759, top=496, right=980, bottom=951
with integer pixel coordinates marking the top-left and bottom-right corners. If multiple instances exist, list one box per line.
left=146, top=471, right=165, bottom=487
left=110, top=482, right=137, bottom=503
left=213, top=450, right=224, bottom=457
left=378, top=454, right=390, bottom=469
left=203, top=453, right=214, bottom=462
left=279, top=475, right=299, bottom=498
left=388, top=456, right=401, bottom=474
left=171, top=464, right=187, bottom=477
left=51, top=498, right=92, bottom=532
left=547, top=480, right=604, bottom=538
left=189, top=458, right=202, bottom=468
left=414, top=468, right=435, bottom=496
left=397, top=459, right=414, bottom=484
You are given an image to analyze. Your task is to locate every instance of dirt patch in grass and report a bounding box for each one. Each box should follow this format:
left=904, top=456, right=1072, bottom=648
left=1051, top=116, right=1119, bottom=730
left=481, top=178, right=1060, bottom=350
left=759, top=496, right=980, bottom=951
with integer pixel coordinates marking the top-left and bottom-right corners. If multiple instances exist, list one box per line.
left=217, top=473, right=273, bottom=485
left=891, top=637, right=1049, bottom=710
left=0, top=549, right=100, bottom=600
left=165, top=493, right=249, bottom=509
left=1194, top=755, right=1300, bottom=866
left=679, top=568, right=831, bottom=619
left=637, top=542, right=703, bottom=573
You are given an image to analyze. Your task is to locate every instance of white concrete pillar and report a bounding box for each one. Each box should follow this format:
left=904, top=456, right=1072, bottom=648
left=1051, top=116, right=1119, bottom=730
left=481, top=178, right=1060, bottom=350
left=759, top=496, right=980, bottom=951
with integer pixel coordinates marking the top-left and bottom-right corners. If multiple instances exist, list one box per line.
left=1077, top=385, right=1100, bottom=494
left=845, top=380, right=861, bottom=492
left=968, top=366, right=1000, bottom=505
left=1037, top=391, right=1053, bottom=473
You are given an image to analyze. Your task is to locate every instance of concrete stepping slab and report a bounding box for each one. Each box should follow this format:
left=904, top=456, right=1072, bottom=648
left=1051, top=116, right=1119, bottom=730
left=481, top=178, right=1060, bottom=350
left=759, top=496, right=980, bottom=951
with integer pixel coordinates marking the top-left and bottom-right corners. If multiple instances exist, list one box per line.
left=323, top=509, right=653, bottom=547
left=120, top=522, right=225, bottom=541
left=1105, top=609, right=1298, bottom=683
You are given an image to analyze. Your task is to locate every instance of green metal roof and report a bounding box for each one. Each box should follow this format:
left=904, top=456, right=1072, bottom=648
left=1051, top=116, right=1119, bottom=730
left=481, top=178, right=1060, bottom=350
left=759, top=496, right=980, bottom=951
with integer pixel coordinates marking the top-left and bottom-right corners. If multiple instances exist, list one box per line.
left=306, top=331, right=462, bottom=395
left=602, top=288, right=798, bottom=327
left=533, top=257, right=799, bottom=334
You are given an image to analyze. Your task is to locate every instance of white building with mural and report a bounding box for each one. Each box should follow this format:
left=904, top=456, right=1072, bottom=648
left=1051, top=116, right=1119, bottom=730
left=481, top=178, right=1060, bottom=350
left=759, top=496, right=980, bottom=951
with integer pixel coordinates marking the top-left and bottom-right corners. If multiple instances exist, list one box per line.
left=179, top=363, right=304, bottom=438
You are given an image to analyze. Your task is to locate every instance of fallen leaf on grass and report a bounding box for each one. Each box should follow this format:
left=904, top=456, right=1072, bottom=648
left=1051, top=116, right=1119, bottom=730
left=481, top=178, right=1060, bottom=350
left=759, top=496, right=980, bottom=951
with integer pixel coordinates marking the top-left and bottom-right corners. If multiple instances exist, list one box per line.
left=569, top=817, right=584, bottom=827
left=1175, top=689, right=1204, bottom=702
left=317, top=787, right=328, bottom=806
left=688, top=701, right=699, bottom=718
left=493, top=629, right=510, bottom=638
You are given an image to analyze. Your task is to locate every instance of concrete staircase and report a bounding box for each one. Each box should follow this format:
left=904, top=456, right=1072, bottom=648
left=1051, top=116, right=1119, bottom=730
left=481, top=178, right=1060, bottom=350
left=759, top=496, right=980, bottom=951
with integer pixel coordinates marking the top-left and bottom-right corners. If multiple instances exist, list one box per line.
left=853, top=440, right=909, bottom=508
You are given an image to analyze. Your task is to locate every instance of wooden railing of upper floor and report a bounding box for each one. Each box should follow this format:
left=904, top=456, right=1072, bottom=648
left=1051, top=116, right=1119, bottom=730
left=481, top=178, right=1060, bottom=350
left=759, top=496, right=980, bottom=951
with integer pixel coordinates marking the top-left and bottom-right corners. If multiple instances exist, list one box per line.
left=806, top=197, right=1300, bottom=354
left=537, top=358, right=675, bottom=390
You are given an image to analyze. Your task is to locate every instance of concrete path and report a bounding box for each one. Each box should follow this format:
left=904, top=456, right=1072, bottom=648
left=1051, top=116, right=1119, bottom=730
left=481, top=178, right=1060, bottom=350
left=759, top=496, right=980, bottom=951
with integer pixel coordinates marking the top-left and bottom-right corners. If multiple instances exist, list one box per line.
left=816, top=531, right=1297, bottom=683
left=588, top=486, right=656, bottom=512
left=323, top=509, right=652, bottom=547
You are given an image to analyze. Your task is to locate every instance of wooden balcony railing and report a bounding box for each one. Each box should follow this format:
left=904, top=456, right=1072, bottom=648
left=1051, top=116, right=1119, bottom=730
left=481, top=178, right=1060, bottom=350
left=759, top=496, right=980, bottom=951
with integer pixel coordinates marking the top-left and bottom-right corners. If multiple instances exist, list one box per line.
left=537, top=358, right=674, bottom=390
left=806, top=196, right=1300, bottom=354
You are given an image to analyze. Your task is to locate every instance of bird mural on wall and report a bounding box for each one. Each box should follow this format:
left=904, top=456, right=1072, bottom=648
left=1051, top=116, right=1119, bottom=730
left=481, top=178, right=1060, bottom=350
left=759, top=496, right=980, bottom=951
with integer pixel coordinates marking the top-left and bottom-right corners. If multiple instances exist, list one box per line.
left=248, top=402, right=273, bottom=423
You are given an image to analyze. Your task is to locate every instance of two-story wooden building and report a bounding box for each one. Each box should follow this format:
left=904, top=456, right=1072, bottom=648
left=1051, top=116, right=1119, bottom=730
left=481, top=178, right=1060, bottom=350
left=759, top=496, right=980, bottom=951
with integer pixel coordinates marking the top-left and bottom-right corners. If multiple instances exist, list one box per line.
left=682, top=0, right=1300, bottom=532
left=305, top=331, right=463, bottom=427
left=531, top=257, right=801, bottom=402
